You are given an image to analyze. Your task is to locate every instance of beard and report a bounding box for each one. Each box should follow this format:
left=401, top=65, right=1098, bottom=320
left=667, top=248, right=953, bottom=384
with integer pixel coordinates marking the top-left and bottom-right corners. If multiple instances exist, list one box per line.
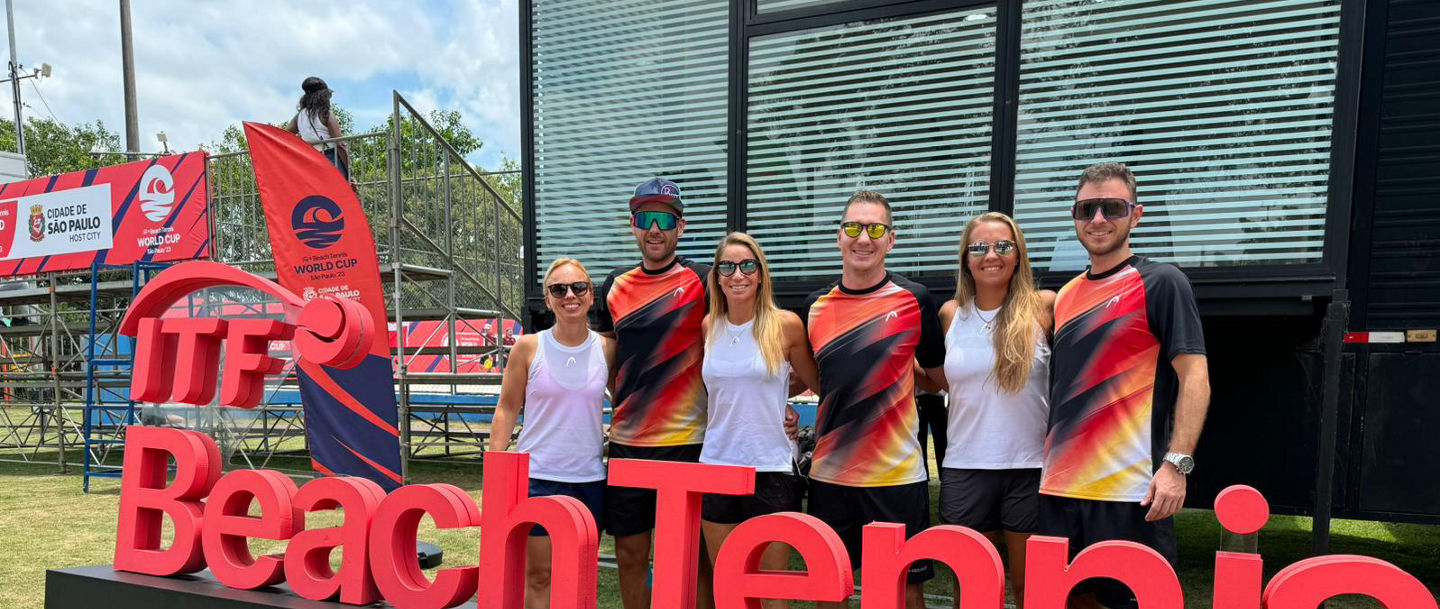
left=1079, top=225, right=1131, bottom=258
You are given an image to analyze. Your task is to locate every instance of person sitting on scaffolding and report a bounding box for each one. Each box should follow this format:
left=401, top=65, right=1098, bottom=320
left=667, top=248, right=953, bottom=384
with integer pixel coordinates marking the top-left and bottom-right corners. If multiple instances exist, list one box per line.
left=284, top=76, right=352, bottom=181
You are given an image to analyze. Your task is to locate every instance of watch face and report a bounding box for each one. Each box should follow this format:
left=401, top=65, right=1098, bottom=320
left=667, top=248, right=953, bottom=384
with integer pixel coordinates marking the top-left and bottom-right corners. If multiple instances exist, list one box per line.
left=1177, top=455, right=1194, bottom=473
left=1167, top=453, right=1194, bottom=473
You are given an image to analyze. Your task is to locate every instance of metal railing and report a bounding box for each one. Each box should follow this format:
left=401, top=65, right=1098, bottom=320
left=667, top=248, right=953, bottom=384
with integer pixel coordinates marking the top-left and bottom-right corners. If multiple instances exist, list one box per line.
left=0, top=91, right=525, bottom=481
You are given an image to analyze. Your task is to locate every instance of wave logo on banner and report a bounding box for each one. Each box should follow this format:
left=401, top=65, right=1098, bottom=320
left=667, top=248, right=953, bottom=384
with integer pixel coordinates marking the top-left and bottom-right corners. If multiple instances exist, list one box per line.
left=138, top=164, right=175, bottom=221
left=292, top=195, right=344, bottom=249
left=244, top=121, right=402, bottom=491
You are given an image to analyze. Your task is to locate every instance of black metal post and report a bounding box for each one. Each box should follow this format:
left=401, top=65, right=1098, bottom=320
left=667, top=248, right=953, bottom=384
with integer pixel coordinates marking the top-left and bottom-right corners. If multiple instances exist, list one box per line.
left=1313, top=289, right=1349, bottom=556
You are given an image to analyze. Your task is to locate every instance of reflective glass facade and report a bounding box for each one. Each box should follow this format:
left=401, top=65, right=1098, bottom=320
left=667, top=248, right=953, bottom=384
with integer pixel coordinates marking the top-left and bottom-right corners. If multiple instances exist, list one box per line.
left=528, top=0, right=1346, bottom=289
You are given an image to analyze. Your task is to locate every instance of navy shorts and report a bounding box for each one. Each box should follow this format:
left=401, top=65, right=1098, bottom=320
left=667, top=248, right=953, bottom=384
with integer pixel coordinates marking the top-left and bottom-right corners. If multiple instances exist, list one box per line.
left=806, top=479, right=934, bottom=583
left=527, top=478, right=606, bottom=537
left=604, top=443, right=703, bottom=537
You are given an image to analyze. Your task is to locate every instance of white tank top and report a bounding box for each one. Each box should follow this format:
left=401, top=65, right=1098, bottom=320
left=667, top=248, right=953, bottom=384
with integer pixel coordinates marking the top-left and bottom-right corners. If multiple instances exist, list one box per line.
left=942, top=302, right=1050, bottom=470
left=515, top=329, right=608, bottom=482
left=295, top=111, right=331, bottom=151
left=699, top=319, right=795, bottom=472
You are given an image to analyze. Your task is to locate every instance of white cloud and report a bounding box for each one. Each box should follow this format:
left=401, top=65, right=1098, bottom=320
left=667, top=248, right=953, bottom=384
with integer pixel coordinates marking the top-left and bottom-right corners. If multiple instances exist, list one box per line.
left=7, top=0, right=519, bottom=167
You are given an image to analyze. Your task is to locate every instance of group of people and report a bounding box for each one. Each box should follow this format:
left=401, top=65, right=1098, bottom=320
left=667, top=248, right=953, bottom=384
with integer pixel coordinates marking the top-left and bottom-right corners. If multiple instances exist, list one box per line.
left=490, top=163, right=1211, bottom=609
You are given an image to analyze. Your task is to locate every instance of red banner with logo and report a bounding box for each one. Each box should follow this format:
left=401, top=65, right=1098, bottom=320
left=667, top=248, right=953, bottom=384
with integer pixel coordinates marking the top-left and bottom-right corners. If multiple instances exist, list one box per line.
left=0, top=153, right=210, bottom=276
left=244, top=122, right=402, bottom=490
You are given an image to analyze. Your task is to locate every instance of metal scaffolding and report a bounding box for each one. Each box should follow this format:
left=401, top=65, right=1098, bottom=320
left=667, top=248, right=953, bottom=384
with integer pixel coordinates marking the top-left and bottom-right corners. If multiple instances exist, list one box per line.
left=0, top=91, right=524, bottom=484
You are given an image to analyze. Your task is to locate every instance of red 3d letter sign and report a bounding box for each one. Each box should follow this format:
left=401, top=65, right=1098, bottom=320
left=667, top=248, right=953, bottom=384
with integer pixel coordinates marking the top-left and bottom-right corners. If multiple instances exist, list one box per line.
left=111, top=428, right=1440, bottom=609
left=118, top=260, right=375, bottom=408
left=107, top=272, right=1440, bottom=609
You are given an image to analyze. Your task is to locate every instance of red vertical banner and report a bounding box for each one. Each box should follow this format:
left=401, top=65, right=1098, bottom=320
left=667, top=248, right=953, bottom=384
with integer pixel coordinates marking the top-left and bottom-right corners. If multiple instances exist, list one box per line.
left=243, top=122, right=402, bottom=490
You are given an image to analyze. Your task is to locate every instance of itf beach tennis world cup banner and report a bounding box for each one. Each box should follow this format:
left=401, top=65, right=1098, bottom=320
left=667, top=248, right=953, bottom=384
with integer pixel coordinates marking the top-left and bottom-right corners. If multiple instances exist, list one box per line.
left=0, top=153, right=211, bottom=276
left=244, top=122, right=403, bottom=491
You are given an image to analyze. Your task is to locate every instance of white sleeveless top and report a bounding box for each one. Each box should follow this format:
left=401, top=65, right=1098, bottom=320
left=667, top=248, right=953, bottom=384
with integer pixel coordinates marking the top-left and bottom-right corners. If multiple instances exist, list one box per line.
left=699, top=319, right=795, bottom=472
left=515, top=329, right=608, bottom=482
left=942, top=302, right=1050, bottom=470
left=295, top=111, right=331, bottom=151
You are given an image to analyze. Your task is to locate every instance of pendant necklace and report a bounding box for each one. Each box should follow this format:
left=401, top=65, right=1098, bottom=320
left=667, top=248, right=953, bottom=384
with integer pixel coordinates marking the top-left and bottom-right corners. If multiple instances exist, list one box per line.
left=727, top=323, right=747, bottom=345
left=976, top=307, right=998, bottom=332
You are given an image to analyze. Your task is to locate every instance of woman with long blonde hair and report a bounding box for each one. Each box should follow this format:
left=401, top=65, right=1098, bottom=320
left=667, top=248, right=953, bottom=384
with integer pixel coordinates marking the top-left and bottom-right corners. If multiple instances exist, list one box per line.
left=934, top=212, right=1054, bottom=608
left=699, top=232, right=819, bottom=609
left=490, top=257, right=614, bottom=609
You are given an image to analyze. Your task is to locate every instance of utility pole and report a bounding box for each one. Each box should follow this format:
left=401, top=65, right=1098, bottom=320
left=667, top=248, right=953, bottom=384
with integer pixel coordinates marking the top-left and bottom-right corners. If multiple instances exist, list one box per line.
left=6, top=0, right=23, bottom=155
left=120, top=0, right=139, bottom=153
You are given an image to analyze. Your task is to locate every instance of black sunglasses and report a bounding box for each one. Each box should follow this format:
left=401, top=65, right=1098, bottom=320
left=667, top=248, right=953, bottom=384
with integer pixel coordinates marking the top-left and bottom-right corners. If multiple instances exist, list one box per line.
left=967, top=240, right=1017, bottom=257
left=717, top=259, right=760, bottom=276
left=1072, top=197, right=1137, bottom=221
left=545, top=281, right=591, bottom=298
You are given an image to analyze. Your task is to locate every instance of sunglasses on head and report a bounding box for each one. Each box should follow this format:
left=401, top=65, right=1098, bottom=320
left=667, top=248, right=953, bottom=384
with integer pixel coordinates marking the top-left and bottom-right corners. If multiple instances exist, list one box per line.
left=967, top=240, right=1017, bottom=257
left=840, top=221, right=891, bottom=239
left=632, top=210, right=679, bottom=231
left=1072, top=198, right=1137, bottom=221
left=545, top=281, right=591, bottom=298
left=717, top=259, right=759, bottom=277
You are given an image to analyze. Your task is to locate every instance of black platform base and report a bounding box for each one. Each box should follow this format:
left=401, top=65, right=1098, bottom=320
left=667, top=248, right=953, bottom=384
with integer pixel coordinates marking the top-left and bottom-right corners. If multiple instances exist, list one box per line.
left=45, top=565, right=479, bottom=608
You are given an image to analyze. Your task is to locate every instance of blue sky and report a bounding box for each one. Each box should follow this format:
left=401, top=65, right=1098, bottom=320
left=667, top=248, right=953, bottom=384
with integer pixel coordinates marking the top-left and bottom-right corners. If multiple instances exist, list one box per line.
left=10, top=1, right=520, bottom=169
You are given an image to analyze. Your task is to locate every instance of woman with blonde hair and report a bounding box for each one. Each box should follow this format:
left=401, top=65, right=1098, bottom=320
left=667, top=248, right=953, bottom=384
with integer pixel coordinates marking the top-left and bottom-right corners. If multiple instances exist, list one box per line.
left=699, top=232, right=819, bottom=609
left=490, top=257, right=614, bottom=609
left=930, top=212, right=1054, bottom=608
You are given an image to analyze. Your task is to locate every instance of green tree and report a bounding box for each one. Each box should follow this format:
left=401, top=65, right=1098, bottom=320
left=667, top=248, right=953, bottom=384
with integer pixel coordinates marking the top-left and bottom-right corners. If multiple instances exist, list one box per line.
left=0, top=117, right=125, bottom=176
left=203, top=107, right=357, bottom=154
left=486, top=157, right=522, bottom=209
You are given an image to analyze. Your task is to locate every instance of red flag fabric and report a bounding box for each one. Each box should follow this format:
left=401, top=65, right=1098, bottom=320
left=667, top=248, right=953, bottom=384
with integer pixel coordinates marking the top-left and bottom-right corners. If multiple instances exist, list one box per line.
left=244, top=121, right=402, bottom=490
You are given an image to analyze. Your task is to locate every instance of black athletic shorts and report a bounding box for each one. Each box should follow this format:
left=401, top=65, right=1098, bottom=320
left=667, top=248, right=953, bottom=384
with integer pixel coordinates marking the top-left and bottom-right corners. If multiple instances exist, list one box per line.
left=1036, top=494, right=1178, bottom=609
left=806, top=479, right=934, bottom=583
left=939, top=468, right=1040, bottom=533
left=604, top=443, right=703, bottom=537
left=702, top=471, right=804, bottom=524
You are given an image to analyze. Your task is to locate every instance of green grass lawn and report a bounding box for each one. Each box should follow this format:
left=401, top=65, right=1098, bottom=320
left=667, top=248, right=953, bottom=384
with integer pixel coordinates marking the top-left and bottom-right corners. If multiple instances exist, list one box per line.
left=3, top=451, right=1437, bottom=608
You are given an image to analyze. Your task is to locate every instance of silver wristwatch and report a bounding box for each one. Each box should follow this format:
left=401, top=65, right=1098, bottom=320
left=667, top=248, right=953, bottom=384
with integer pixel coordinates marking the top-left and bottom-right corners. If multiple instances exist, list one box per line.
left=1163, top=452, right=1194, bottom=475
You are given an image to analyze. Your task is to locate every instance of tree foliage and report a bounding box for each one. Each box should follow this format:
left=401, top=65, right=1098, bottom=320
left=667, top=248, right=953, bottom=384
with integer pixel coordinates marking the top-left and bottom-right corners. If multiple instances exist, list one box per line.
left=0, top=117, right=126, bottom=176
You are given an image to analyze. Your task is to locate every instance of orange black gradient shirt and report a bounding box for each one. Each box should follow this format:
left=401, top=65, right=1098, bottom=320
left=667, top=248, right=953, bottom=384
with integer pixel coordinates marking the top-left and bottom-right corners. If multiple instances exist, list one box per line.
left=1042, top=256, right=1205, bottom=502
left=803, top=272, right=944, bottom=487
left=596, top=257, right=709, bottom=447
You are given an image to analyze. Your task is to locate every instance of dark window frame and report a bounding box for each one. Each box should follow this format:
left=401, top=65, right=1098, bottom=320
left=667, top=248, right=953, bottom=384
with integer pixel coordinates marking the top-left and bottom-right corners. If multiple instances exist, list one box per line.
left=522, top=0, right=1367, bottom=315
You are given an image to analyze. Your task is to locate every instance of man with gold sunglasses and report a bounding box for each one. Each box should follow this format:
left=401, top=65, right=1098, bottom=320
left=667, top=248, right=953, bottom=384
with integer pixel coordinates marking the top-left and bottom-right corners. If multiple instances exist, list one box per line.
left=801, top=190, right=946, bottom=609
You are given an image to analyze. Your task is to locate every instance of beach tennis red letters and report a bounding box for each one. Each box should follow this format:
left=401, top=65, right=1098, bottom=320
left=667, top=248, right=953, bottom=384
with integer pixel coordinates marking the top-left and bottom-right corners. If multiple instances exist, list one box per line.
left=112, top=428, right=1439, bottom=609
left=112, top=262, right=1438, bottom=609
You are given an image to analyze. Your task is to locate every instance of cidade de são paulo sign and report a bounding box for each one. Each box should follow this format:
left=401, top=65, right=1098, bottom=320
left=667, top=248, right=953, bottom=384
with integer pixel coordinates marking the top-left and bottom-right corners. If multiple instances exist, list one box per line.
left=106, top=262, right=1436, bottom=609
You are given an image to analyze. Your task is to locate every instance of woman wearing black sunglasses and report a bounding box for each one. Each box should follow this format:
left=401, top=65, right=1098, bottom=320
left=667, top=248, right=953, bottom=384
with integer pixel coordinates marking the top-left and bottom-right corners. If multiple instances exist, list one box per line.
left=491, top=257, right=615, bottom=609
left=922, top=212, right=1055, bottom=608
left=698, top=233, right=820, bottom=609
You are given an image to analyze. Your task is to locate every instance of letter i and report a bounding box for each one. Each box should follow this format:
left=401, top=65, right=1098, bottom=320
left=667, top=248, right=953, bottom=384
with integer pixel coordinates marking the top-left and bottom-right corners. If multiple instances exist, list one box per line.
left=1213, top=486, right=1269, bottom=609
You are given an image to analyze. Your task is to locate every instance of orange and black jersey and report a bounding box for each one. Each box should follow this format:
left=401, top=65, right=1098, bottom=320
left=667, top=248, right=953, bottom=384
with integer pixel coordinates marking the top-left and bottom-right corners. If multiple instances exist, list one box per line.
left=802, top=272, right=944, bottom=487
left=596, top=257, right=709, bottom=447
left=1042, top=255, right=1205, bottom=502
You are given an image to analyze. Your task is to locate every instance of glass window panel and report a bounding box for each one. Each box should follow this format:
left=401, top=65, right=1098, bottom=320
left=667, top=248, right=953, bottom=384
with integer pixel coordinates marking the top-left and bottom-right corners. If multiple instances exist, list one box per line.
left=531, top=0, right=728, bottom=282
left=1013, top=0, right=1342, bottom=272
left=746, top=7, right=997, bottom=280
left=757, top=0, right=850, bottom=14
